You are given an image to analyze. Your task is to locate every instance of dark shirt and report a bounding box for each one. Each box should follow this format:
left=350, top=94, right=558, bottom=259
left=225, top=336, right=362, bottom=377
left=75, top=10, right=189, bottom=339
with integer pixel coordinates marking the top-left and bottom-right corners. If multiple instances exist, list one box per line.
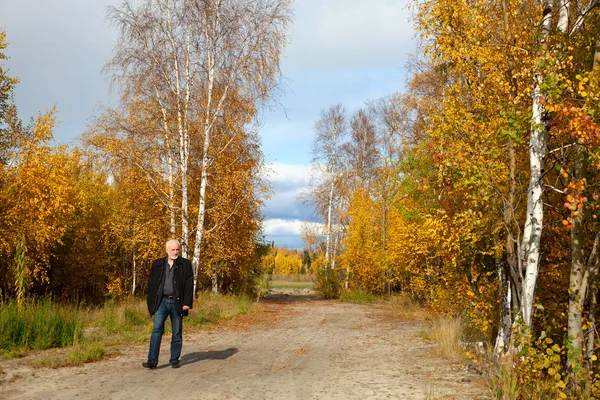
left=163, top=258, right=175, bottom=297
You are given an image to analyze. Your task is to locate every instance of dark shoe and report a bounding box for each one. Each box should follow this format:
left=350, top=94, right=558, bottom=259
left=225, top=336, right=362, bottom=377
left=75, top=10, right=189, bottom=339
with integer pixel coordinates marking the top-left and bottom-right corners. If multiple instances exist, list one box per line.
left=142, top=361, right=156, bottom=369
left=170, top=362, right=181, bottom=368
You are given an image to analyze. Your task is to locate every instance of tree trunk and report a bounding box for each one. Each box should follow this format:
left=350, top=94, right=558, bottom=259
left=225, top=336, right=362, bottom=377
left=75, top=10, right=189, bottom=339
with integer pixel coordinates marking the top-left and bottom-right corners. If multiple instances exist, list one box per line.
left=495, top=0, right=521, bottom=354
left=212, top=262, right=219, bottom=294
left=518, top=0, right=553, bottom=327
left=324, top=178, right=335, bottom=269
left=132, top=249, right=137, bottom=296
left=586, top=253, right=598, bottom=385
left=192, top=126, right=211, bottom=296
left=331, top=233, right=339, bottom=270
left=566, top=31, right=600, bottom=378
left=568, top=144, right=587, bottom=373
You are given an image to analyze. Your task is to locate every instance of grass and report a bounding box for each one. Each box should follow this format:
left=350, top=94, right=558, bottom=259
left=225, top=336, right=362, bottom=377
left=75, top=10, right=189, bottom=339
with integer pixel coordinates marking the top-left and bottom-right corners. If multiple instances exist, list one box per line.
left=426, top=317, right=464, bottom=363
left=0, top=291, right=256, bottom=368
left=186, top=292, right=254, bottom=326
left=268, top=274, right=315, bottom=290
left=270, top=280, right=315, bottom=290
left=0, top=300, right=82, bottom=354
left=339, top=289, right=375, bottom=304
left=271, top=273, right=314, bottom=282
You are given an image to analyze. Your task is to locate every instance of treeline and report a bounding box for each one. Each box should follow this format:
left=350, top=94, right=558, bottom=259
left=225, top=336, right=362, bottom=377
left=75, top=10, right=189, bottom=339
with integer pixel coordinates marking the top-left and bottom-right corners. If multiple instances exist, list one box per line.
left=304, top=0, right=600, bottom=396
left=261, top=245, right=314, bottom=275
left=0, top=0, right=292, bottom=303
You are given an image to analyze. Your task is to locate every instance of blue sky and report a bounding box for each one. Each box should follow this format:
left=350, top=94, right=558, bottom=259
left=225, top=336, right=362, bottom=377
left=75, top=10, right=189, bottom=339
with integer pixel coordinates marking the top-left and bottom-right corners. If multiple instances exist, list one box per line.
left=1, top=0, right=415, bottom=248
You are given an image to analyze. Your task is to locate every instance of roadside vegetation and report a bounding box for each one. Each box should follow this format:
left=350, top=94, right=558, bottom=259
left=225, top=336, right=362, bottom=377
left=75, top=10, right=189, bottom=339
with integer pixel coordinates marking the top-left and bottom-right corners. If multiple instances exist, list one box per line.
left=0, top=293, right=254, bottom=368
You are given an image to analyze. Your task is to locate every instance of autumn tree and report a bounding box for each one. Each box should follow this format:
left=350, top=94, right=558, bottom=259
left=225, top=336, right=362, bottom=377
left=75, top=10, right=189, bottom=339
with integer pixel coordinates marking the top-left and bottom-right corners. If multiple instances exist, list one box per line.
left=309, top=104, right=348, bottom=271
left=102, top=0, right=292, bottom=296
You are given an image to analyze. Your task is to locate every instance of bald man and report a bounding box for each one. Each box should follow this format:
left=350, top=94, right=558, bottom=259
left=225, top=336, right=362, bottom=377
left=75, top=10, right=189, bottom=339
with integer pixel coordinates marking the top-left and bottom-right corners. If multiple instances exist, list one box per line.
left=143, top=239, right=193, bottom=369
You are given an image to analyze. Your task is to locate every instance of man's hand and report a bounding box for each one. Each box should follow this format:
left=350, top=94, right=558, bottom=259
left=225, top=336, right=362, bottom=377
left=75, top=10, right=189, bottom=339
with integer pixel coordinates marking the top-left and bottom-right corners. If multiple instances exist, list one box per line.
left=182, top=305, right=190, bottom=311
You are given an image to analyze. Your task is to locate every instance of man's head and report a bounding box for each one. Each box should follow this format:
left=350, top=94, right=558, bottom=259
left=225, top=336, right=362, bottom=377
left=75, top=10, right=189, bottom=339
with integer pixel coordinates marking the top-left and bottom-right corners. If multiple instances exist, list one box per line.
left=166, top=239, right=180, bottom=260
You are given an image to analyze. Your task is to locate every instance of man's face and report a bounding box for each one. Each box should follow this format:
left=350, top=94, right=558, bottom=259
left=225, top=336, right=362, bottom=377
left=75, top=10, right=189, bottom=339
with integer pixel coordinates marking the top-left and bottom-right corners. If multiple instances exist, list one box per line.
left=166, top=243, right=180, bottom=260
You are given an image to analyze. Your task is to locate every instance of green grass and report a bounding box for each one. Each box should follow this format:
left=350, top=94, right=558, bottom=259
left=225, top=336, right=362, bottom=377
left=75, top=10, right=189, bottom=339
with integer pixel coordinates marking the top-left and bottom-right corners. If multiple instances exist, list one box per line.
left=270, top=280, right=315, bottom=290
left=271, top=273, right=314, bottom=282
left=68, top=343, right=106, bottom=364
left=0, top=292, right=256, bottom=367
left=339, top=289, right=375, bottom=304
left=0, top=300, right=82, bottom=353
left=186, top=292, right=254, bottom=326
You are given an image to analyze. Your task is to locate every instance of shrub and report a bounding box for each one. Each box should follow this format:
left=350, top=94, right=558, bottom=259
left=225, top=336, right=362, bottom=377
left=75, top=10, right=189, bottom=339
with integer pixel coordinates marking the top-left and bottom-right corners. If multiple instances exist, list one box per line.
left=314, top=268, right=341, bottom=299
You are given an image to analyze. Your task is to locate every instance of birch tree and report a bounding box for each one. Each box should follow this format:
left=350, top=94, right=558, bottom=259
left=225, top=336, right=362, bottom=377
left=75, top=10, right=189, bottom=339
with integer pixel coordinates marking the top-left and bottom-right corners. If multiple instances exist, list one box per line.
left=105, top=0, right=195, bottom=255
left=518, top=0, right=600, bottom=330
left=311, top=104, right=348, bottom=270
left=188, top=0, right=292, bottom=293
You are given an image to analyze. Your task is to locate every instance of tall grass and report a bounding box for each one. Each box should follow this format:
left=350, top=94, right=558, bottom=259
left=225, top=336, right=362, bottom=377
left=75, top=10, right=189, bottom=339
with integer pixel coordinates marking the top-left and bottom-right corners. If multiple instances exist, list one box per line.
left=1, top=293, right=255, bottom=366
left=339, top=289, right=375, bottom=304
left=187, top=292, right=254, bottom=326
left=0, top=301, right=82, bottom=352
left=85, top=299, right=148, bottom=334
left=427, top=317, right=464, bottom=363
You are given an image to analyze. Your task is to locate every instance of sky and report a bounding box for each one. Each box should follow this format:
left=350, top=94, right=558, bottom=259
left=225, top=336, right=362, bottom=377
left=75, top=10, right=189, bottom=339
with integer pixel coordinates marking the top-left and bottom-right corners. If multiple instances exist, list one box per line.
left=0, top=0, right=416, bottom=249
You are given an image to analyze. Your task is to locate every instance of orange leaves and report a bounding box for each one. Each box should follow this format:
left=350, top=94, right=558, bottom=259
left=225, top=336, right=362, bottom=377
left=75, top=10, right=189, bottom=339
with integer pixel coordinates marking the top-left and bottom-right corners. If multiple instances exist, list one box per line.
left=560, top=178, right=593, bottom=230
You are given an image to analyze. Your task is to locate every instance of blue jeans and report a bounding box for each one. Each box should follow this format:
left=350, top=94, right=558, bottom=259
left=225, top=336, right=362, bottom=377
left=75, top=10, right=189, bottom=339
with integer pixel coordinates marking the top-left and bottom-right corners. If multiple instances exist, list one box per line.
left=148, top=297, right=182, bottom=365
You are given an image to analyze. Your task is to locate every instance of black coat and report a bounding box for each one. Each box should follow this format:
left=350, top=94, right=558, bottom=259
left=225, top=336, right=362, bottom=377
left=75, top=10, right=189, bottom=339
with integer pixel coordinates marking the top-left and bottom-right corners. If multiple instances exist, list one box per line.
left=146, top=256, right=194, bottom=316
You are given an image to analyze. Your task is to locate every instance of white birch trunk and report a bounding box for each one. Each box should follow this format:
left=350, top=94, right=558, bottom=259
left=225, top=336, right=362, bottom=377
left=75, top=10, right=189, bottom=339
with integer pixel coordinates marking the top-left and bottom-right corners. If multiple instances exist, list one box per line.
left=193, top=124, right=211, bottom=295
left=191, top=1, right=220, bottom=296
left=324, top=179, right=335, bottom=269
left=165, top=4, right=191, bottom=259
left=494, top=253, right=512, bottom=354
left=331, top=233, right=338, bottom=270
left=152, top=81, right=177, bottom=238
left=132, top=249, right=137, bottom=296
left=557, top=0, right=570, bottom=33
left=518, top=0, right=553, bottom=327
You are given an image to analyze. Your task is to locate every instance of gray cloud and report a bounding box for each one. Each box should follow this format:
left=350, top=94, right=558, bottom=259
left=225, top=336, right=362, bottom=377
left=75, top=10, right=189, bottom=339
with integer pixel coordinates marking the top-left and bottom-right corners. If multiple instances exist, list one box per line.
left=1, top=0, right=119, bottom=142
left=286, top=0, right=415, bottom=70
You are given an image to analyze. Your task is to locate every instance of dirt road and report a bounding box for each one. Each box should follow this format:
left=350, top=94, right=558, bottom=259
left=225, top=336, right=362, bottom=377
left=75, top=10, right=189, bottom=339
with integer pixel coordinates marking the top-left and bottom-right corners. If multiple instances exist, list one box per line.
left=0, top=295, right=487, bottom=399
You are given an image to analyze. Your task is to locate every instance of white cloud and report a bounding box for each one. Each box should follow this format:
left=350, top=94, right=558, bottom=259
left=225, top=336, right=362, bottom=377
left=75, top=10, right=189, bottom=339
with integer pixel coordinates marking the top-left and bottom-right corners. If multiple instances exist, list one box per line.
left=263, top=218, right=322, bottom=236
left=264, top=161, right=312, bottom=189
left=261, top=161, right=314, bottom=220
left=264, top=218, right=304, bottom=236
left=286, top=0, right=415, bottom=70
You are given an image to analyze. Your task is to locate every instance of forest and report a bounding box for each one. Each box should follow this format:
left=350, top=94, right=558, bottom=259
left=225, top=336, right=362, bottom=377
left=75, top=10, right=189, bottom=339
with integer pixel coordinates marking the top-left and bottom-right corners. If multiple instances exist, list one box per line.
left=3, top=0, right=600, bottom=397
left=301, top=0, right=600, bottom=397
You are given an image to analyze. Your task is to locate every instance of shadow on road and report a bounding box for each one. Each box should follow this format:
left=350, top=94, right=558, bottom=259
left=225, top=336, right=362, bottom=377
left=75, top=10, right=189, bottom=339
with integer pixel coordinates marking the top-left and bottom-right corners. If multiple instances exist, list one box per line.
left=157, top=348, right=239, bottom=368
left=260, top=293, right=319, bottom=304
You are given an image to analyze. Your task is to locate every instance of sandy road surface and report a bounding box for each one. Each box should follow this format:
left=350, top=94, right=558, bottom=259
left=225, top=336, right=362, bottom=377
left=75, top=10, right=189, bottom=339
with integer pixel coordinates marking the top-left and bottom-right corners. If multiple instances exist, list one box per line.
left=0, top=295, right=487, bottom=399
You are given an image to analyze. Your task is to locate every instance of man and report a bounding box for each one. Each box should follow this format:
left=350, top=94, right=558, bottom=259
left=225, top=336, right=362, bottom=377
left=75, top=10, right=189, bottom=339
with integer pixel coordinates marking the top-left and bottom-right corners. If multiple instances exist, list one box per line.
left=143, top=239, right=194, bottom=369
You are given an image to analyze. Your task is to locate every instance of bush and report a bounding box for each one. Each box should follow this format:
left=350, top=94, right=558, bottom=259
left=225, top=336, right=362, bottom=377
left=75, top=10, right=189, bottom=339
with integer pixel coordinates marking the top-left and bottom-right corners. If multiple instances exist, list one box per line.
left=314, top=268, right=341, bottom=299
